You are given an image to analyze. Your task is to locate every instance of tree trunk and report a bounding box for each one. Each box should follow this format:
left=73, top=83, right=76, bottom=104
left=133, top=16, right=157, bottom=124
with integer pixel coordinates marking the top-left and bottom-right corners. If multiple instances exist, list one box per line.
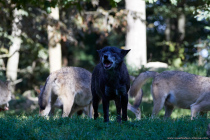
left=165, top=18, right=171, bottom=41
left=125, top=0, right=147, bottom=69
left=163, top=18, right=171, bottom=59
left=47, top=7, right=62, bottom=73
left=178, top=13, right=185, bottom=43
left=6, top=8, right=22, bottom=91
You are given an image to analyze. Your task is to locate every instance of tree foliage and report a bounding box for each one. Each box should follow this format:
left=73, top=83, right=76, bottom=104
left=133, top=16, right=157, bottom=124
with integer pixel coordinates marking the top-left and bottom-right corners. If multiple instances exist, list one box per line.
left=146, top=0, right=210, bottom=66
left=0, top=0, right=210, bottom=94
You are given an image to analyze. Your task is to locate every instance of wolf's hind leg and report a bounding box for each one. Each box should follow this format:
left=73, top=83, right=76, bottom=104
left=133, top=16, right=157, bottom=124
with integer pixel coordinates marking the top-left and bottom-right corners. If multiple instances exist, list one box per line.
left=59, top=95, right=74, bottom=117
left=152, top=85, right=166, bottom=118
left=152, top=97, right=166, bottom=118
left=191, top=101, right=210, bottom=120
left=191, top=103, right=200, bottom=120
left=93, top=94, right=101, bottom=120
left=69, top=105, right=84, bottom=117
left=200, top=111, right=207, bottom=118
left=152, top=102, right=164, bottom=117
left=190, top=93, right=210, bottom=120
left=84, top=103, right=93, bottom=118
left=164, top=104, right=174, bottom=118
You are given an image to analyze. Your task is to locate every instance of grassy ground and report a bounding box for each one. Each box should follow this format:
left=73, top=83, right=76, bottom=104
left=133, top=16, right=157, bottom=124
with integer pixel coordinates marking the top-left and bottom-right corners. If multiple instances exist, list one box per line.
left=0, top=115, right=209, bottom=140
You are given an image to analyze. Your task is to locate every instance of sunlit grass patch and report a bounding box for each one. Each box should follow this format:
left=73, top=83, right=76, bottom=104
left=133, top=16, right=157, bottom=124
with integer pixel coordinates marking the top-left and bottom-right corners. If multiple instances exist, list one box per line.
left=0, top=115, right=209, bottom=139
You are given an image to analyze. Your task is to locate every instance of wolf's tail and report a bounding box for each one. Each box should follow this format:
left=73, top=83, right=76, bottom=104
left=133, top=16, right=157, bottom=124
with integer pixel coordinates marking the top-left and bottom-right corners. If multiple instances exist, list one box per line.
left=39, top=74, right=56, bottom=110
left=129, top=71, right=158, bottom=97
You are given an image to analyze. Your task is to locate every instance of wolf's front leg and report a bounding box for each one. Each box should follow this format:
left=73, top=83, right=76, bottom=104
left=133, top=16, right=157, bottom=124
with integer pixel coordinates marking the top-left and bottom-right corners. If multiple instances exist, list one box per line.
left=102, top=96, right=110, bottom=122
left=121, top=94, right=128, bottom=121
left=117, top=86, right=128, bottom=121
left=115, top=96, right=122, bottom=122
left=92, top=93, right=101, bottom=120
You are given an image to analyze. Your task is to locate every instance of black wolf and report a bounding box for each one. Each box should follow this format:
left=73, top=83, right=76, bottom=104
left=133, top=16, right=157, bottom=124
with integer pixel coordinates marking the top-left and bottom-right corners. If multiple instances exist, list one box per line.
left=91, top=46, right=130, bottom=122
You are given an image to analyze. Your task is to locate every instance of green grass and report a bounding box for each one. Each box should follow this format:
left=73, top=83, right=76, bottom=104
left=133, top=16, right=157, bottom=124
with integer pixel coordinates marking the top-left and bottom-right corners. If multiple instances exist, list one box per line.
left=0, top=115, right=209, bottom=140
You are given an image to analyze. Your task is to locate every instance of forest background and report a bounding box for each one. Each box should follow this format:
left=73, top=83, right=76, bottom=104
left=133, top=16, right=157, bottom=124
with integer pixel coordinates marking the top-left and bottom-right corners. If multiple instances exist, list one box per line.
left=0, top=0, right=210, bottom=118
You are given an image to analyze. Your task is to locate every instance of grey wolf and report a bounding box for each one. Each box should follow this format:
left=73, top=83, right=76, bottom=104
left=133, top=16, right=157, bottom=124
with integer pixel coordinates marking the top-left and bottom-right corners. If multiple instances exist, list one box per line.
left=129, top=71, right=210, bottom=119
left=36, top=86, right=92, bottom=117
left=91, top=46, right=130, bottom=122
left=38, top=67, right=93, bottom=118
left=0, top=80, right=11, bottom=111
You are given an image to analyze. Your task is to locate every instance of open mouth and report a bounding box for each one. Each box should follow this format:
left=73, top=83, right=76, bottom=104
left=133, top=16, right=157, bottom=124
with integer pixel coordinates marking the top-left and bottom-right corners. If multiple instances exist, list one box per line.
left=103, top=59, right=113, bottom=69
left=0, top=106, right=9, bottom=112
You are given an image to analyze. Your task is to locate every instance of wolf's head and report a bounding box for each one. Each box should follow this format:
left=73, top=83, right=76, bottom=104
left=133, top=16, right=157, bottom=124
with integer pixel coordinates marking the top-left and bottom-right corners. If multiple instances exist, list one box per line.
left=97, top=46, right=130, bottom=70
left=0, top=103, right=9, bottom=112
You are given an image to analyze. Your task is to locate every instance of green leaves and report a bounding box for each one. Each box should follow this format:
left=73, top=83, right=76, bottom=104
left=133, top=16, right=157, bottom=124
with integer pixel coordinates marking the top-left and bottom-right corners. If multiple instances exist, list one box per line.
left=195, top=8, right=210, bottom=21
left=170, top=0, right=177, bottom=6
left=108, top=0, right=122, bottom=7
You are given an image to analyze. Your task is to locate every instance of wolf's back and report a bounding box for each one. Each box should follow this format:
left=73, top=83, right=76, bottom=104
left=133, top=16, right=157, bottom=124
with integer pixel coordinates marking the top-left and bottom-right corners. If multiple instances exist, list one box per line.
left=129, top=71, right=158, bottom=97
left=38, top=67, right=92, bottom=110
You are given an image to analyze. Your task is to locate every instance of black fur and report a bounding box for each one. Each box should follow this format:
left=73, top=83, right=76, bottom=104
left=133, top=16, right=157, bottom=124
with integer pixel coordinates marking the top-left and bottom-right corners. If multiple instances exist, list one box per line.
left=91, top=46, right=130, bottom=122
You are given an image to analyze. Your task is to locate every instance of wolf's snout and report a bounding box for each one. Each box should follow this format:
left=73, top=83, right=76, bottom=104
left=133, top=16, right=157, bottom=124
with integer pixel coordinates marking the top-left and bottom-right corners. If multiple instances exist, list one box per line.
left=40, top=105, right=46, bottom=110
left=103, top=54, right=108, bottom=59
left=39, top=100, right=47, bottom=110
left=103, top=59, right=113, bottom=69
left=103, top=54, right=113, bottom=70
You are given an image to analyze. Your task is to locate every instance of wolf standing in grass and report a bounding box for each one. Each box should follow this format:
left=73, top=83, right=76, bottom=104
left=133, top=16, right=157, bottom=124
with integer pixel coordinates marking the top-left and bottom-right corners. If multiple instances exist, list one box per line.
left=91, top=46, right=130, bottom=122
left=129, top=71, right=210, bottom=120
left=38, top=67, right=93, bottom=118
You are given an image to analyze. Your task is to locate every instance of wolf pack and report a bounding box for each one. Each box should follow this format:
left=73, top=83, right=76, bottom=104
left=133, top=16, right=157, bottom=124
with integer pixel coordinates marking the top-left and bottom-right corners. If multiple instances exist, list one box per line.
left=1, top=46, right=210, bottom=124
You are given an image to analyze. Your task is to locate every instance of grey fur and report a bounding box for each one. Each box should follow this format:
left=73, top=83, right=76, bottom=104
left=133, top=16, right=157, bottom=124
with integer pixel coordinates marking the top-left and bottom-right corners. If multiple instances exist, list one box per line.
left=0, top=80, right=11, bottom=111
left=129, top=70, right=210, bottom=119
left=38, top=67, right=93, bottom=118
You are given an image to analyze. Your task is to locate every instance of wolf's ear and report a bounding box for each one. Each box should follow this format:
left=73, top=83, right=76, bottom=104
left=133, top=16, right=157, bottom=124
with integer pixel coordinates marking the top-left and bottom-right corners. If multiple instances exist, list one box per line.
left=35, top=89, right=41, bottom=95
left=97, top=49, right=102, bottom=56
left=121, top=49, right=131, bottom=57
